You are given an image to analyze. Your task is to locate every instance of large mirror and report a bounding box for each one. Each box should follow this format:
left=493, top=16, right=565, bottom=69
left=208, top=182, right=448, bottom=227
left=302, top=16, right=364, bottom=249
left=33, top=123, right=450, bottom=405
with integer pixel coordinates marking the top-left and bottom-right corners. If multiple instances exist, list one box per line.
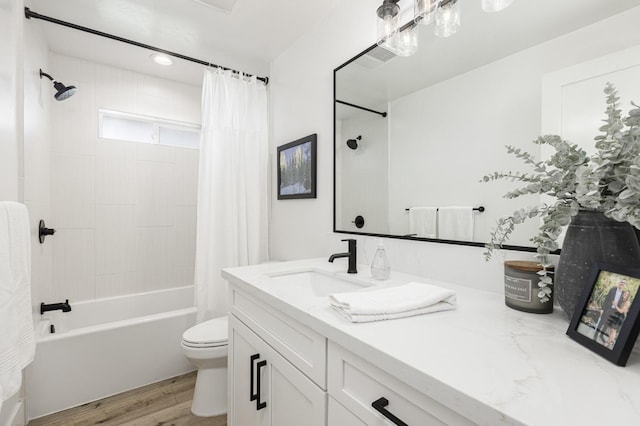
left=334, top=0, right=640, bottom=249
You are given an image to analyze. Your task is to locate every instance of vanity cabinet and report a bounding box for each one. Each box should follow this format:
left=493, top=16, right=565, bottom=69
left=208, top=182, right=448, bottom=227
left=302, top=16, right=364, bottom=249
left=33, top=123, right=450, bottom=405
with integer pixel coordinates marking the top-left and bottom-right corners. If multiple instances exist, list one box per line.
left=228, top=315, right=325, bottom=426
left=228, top=282, right=476, bottom=426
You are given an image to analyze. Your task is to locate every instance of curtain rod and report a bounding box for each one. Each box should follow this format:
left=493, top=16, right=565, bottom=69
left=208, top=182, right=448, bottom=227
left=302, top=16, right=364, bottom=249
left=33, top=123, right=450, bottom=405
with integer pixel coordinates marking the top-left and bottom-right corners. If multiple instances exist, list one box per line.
left=24, top=7, right=269, bottom=85
left=336, top=100, right=387, bottom=117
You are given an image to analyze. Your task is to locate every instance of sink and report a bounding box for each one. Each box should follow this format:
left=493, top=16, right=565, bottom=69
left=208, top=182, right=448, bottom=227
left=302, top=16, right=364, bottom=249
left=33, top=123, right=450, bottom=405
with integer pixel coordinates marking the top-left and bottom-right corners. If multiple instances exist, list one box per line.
left=264, top=268, right=373, bottom=298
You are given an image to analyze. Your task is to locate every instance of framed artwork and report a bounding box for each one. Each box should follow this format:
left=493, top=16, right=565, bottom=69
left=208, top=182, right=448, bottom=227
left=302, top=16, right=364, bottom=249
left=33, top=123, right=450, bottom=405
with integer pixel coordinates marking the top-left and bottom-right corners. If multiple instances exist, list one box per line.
left=566, top=263, right=640, bottom=366
left=277, top=134, right=317, bottom=200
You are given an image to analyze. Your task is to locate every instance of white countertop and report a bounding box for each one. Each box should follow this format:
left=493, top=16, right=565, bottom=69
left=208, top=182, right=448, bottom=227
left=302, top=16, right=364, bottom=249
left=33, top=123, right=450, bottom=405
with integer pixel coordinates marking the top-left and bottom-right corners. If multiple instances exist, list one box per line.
left=222, top=258, right=640, bottom=426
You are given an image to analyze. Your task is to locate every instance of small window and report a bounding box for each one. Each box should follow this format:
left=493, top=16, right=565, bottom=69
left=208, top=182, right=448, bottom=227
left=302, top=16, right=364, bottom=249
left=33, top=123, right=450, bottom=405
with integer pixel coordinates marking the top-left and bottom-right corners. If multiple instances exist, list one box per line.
left=99, top=109, right=200, bottom=149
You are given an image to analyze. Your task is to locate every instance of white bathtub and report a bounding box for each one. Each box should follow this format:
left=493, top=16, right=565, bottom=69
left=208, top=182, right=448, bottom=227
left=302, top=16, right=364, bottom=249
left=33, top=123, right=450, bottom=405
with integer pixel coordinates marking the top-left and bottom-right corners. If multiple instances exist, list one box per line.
left=25, top=286, right=197, bottom=420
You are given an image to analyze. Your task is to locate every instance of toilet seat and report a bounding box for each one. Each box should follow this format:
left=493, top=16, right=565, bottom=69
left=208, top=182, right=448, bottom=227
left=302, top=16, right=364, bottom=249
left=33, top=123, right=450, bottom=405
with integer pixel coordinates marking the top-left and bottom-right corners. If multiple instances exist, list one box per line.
left=182, top=316, right=229, bottom=348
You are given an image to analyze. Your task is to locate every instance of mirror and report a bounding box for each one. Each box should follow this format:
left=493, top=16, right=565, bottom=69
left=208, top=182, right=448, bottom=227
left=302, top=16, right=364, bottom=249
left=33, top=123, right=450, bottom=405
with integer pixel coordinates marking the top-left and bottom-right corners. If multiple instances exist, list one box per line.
left=334, top=0, right=640, bottom=249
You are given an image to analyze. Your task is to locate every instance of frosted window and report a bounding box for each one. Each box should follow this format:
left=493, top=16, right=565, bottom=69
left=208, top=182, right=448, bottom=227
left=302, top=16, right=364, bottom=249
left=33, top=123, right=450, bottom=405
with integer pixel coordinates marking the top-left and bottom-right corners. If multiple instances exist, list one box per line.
left=101, top=115, right=154, bottom=144
left=99, top=109, right=200, bottom=149
left=159, top=126, right=199, bottom=149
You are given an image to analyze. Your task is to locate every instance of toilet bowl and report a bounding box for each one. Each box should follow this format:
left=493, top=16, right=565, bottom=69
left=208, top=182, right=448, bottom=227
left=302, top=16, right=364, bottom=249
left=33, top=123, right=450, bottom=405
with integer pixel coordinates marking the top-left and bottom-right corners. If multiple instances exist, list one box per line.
left=181, top=315, right=228, bottom=417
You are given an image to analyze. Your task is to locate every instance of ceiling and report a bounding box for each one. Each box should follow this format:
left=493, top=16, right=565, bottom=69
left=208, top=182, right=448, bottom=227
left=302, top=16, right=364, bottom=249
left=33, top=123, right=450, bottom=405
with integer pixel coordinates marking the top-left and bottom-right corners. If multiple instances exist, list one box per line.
left=28, top=0, right=343, bottom=85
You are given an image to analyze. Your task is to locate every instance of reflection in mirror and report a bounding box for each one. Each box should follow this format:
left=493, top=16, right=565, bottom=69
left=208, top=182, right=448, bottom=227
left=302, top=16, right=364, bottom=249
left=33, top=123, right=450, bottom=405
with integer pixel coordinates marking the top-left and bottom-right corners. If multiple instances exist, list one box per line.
left=334, top=0, right=640, bottom=249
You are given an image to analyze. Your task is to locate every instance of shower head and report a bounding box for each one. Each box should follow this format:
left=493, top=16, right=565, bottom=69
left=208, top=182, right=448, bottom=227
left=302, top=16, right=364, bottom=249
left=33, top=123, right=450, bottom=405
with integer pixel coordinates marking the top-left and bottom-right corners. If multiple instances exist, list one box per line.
left=40, top=69, right=77, bottom=101
left=347, top=135, right=362, bottom=150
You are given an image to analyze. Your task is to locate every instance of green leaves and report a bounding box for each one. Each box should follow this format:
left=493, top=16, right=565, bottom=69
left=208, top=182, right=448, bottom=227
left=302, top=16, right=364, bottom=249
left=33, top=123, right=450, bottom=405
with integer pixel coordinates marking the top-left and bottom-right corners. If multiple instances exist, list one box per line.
left=481, top=83, right=640, bottom=302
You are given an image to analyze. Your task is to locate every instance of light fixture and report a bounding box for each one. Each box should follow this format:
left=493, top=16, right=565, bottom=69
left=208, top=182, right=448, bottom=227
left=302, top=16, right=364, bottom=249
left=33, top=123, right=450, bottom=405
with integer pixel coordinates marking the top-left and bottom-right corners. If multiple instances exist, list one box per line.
left=377, top=0, right=419, bottom=57
left=482, top=0, right=514, bottom=13
left=376, top=0, right=401, bottom=46
left=151, top=53, right=173, bottom=66
left=434, top=0, right=460, bottom=38
left=39, top=69, right=77, bottom=101
left=414, top=0, right=440, bottom=25
left=377, top=0, right=515, bottom=55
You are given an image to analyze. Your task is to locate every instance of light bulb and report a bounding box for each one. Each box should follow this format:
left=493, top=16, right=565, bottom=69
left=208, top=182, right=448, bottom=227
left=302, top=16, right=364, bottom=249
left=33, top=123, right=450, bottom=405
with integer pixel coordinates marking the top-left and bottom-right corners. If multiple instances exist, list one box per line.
left=414, top=0, right=440, bottom=25
left=482, top=0, right=514, bottom=13
left=435, top=0, right=460, bottom=38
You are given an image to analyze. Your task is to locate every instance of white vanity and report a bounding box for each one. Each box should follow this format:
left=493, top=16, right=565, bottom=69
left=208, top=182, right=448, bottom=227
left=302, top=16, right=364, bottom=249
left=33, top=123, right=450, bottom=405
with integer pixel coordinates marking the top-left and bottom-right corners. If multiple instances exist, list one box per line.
left=222, top=259, right=640, bottom=425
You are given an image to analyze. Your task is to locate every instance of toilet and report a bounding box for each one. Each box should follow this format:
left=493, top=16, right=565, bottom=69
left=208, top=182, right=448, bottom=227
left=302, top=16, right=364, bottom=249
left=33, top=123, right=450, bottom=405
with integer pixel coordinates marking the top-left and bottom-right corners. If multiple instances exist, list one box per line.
left=181, top=315, right=229, bottom=417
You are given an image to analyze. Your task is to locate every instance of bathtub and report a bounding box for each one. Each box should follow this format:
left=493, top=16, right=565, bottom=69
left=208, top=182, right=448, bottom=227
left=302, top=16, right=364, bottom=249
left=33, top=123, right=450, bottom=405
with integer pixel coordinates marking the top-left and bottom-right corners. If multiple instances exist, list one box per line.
left=25, top=286, right=197, bottom=421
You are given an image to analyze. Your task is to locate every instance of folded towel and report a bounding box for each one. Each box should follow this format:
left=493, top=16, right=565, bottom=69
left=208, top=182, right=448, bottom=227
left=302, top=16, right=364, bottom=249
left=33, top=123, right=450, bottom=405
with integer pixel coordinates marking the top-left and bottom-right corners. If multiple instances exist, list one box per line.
left=329, top=282, right=456, bottom=323
left=0, top=202, right=35, bottom=404
left=438, top=206, right=474, bottom=241
left=408, top=207, right=438, bottom=238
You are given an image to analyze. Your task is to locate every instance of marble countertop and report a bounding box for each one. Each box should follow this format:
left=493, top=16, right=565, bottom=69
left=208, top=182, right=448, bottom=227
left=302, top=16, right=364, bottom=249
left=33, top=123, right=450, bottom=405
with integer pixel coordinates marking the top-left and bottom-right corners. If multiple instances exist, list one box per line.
left=222, top=258, right=640, bottom=426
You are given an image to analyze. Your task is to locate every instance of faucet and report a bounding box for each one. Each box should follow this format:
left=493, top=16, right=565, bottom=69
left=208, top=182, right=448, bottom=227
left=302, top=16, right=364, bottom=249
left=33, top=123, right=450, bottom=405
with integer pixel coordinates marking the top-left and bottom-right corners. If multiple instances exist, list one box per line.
left=40, top=299, right=72, bottom=315
left=328, top=238, right=357, bottom=274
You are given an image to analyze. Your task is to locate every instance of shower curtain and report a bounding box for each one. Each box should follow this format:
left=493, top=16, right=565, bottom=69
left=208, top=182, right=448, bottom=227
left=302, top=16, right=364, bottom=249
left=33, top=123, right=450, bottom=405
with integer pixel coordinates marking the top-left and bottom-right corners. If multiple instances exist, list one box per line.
left=194, top=69, right=268, bottom=322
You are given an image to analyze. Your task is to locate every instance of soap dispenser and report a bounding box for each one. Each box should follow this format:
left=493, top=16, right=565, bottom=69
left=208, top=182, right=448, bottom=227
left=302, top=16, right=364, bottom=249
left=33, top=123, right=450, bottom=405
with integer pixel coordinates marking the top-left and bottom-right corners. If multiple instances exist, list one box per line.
left=371, top=239, right=390, bottom=280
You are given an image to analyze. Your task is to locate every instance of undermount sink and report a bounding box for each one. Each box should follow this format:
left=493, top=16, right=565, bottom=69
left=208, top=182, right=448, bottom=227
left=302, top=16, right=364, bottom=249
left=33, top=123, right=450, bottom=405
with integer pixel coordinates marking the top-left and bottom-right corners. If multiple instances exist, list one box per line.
left=264, top=268, right=374, bottom=298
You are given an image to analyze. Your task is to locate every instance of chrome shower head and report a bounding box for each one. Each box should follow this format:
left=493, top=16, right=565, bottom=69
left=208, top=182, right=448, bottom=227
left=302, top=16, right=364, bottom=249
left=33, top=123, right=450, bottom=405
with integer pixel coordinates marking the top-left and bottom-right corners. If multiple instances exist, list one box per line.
left=347, top=135, right=362, bottom=150
left=40, top=69, right=77, bottom=101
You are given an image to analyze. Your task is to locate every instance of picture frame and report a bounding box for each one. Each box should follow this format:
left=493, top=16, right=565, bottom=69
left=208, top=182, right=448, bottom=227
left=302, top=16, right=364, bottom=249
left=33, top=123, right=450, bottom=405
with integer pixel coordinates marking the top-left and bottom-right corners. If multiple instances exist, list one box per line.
left=566, top=263, right=640, bottom=366
left=277, top=134, right=317, bottom=200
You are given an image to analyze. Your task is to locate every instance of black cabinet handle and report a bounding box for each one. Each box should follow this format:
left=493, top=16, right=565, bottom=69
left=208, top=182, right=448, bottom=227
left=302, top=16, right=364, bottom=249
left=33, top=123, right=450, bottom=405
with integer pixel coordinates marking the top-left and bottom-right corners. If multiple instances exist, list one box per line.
left=250, top=353, right=260, bottom=402
left=372, top=397, right=408, bottom=426
left=256, top=360, right=267, bottom=410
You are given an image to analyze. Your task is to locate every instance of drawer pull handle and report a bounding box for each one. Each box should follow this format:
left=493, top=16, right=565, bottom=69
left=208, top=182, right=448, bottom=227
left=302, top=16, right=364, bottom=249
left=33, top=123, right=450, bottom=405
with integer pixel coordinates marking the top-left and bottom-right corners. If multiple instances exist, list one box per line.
left=372, top=397, right=408, bottom=426
left=250, top=353, right=260, bottom=402
left=256, top=360, right=267, bottom=410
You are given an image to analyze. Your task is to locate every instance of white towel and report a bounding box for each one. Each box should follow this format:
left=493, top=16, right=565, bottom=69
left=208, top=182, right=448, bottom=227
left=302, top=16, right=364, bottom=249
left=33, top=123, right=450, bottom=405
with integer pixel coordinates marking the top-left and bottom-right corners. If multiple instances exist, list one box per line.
left=408, top=207, right=438, bottom=238
left=329, top=282, right=456, bottom=323
left=438, top=206, right=474, bottom=241
left=0, top=202, right=35, bottom=404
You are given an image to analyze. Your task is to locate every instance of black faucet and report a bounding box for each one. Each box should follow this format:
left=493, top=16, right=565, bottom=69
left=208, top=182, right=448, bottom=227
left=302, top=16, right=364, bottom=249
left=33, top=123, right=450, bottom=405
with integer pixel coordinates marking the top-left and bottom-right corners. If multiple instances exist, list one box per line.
left=40, top=299, right=72, bottom=315
left=328, top=238, right=357, bottom=274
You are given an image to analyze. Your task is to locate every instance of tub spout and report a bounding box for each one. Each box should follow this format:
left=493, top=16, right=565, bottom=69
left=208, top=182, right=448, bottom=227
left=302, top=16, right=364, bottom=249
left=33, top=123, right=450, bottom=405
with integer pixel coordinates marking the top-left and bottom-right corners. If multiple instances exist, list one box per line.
left=41, top=299, right=72, bottom=315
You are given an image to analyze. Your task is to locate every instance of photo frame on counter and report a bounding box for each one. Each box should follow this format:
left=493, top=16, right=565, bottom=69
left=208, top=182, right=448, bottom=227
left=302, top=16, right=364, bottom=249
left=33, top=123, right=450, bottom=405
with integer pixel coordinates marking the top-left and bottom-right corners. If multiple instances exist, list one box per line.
left=277, top=134, right=317, bottom=200
left=566, top=263, right=640, bottom=366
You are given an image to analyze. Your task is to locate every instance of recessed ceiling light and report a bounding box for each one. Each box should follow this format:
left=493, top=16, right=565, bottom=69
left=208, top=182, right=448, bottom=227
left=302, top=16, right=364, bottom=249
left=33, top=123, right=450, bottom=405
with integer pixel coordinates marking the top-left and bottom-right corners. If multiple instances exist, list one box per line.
left=151, top=53, right=173, bottom=66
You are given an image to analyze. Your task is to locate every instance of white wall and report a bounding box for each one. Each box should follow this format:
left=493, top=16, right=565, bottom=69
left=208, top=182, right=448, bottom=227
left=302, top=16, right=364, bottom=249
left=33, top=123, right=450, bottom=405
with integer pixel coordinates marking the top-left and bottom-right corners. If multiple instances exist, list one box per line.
left=0, top=0, right=23, bottom=202
left=268, top=1, right=640, bottom=293
left=34, top=53, right=201, bottom=303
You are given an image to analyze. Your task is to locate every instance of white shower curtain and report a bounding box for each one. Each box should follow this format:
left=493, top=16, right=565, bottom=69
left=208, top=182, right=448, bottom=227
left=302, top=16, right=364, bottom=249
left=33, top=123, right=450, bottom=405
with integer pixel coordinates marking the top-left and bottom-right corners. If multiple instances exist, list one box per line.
left=194, top=69, right=268, bottom=322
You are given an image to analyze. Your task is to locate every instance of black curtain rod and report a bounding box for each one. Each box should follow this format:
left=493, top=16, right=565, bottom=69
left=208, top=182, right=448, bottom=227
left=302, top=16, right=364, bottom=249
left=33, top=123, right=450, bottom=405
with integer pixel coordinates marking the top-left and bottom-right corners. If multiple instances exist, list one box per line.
left=336, top=100, right=387, bottom=117
left=24, top=7, right=269, bottom=85
left=405, top=206, right=486, bottom=212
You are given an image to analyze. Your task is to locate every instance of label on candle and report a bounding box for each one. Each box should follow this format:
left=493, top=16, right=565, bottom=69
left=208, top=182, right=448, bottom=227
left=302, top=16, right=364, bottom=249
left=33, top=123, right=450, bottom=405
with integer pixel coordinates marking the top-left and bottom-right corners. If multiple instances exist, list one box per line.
left=504, top=276, right=531, bottom=302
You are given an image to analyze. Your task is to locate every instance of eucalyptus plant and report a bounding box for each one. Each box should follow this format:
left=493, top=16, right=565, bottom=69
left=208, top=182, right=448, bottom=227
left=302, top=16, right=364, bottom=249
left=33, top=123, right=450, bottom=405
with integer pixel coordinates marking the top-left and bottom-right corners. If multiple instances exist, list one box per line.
left=482, top=83, right=640, bottom=302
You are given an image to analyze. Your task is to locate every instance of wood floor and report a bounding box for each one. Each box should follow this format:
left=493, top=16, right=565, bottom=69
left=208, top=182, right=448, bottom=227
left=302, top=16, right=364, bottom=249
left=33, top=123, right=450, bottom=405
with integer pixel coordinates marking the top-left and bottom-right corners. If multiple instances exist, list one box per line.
left=27, top=372, right=227, bottom=426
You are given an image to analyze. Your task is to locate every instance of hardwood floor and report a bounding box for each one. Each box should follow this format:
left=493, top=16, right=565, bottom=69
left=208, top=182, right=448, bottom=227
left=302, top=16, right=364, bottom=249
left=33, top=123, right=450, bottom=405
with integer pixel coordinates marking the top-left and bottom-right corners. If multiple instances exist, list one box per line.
left=27, top=372, right=227, bottom=426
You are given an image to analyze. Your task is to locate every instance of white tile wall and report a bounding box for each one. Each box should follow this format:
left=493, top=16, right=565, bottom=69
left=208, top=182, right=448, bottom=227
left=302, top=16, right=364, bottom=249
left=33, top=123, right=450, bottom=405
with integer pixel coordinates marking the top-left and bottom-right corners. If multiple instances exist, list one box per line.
left=45, top=53, right=201, bottom=302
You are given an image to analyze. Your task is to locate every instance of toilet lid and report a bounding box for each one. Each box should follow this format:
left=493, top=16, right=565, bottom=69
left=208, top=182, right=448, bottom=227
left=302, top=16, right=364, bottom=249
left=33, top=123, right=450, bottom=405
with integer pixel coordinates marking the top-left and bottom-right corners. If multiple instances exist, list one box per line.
left=182, top=316, right=228, bottom=347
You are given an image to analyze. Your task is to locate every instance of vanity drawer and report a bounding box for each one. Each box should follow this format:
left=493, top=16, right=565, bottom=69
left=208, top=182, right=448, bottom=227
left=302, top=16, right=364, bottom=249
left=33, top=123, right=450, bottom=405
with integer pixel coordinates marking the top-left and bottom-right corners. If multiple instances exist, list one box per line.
left=230, top=285, right=327, bottom=388
left=328, top=342, right=476, bottom=426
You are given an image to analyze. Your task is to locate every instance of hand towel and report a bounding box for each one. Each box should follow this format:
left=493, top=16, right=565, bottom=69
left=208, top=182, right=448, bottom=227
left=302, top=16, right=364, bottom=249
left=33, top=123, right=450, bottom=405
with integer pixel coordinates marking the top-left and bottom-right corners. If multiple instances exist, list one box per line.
left=329, top=282, right=456, bottom=323
left=0, top=202, right=35, bottom=404
left=438, top=206, right=474, bottom=241
left=408, top=207, right=438, bottom=238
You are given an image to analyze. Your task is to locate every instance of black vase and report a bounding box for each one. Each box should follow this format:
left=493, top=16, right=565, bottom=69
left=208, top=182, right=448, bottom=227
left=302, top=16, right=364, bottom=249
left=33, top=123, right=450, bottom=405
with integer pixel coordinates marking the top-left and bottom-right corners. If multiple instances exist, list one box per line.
left=556, top=210, right=640, bottom=320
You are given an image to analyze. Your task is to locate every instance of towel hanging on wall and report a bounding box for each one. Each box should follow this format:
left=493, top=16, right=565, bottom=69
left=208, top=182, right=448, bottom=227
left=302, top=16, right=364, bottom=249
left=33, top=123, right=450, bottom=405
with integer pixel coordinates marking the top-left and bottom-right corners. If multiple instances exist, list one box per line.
left=0, top=202, right=35, bottom=404
left=438, top=206, right=474, bottom=241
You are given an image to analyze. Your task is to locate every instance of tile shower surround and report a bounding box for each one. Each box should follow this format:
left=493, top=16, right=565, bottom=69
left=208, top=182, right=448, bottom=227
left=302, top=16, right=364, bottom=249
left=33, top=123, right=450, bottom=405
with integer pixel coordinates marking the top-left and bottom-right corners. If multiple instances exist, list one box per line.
left=39, top=53, right=201, bottom=303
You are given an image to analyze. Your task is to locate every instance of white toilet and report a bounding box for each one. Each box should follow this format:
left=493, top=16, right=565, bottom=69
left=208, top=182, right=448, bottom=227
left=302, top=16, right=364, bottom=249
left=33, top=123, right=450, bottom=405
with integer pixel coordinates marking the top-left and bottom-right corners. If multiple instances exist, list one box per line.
left=181, top=315, right=229, bottom=417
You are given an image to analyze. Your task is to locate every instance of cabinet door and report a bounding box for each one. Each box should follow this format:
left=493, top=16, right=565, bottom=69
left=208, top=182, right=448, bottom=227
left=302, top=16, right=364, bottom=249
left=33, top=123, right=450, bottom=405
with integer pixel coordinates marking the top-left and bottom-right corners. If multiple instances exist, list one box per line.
left=229, top=315, right=326, bottom=426
left=229, top=318, right=268, bottom=426
left=328, top=396, right=366, bottom=426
